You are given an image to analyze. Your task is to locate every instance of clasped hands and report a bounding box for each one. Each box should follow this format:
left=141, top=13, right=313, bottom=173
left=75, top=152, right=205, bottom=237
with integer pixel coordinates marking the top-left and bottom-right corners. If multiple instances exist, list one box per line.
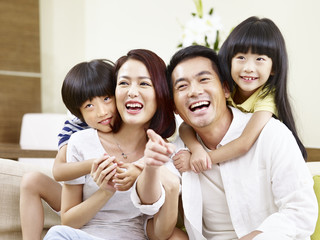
left=90, top=154, right=143, bottom=193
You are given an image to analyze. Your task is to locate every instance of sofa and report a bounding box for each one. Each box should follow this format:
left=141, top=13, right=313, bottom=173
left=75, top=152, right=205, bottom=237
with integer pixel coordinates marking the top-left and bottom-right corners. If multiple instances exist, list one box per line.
left=0, top=158, right=59, bottom=240
left=1, top=158, right=320, bottom=240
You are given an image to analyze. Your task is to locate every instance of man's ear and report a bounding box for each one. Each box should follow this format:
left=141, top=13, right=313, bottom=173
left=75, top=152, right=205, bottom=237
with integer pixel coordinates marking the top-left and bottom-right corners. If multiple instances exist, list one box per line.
left=223, top=81, right=231, bottom=99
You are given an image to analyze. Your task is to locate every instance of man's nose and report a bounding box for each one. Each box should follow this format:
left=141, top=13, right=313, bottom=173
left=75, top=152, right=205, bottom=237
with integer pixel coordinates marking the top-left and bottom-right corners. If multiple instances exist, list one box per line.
left=188, top=82, right=203, bottom=97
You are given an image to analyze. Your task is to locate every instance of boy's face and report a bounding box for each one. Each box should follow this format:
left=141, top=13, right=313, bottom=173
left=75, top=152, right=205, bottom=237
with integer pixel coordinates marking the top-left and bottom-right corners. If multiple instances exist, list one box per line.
left=80, top=96, right=116, bottom=133
left=171, top=56, right=230, bottom=130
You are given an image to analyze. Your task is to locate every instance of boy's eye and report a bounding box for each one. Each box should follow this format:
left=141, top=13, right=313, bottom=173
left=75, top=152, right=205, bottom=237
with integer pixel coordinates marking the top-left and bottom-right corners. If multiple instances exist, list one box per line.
left=85, top=103, right=93, bottom=109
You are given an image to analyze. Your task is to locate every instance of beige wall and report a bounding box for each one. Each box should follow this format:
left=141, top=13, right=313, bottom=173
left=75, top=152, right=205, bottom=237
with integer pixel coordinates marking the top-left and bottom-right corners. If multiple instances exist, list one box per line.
left=40, top=0, right=320, bottom=148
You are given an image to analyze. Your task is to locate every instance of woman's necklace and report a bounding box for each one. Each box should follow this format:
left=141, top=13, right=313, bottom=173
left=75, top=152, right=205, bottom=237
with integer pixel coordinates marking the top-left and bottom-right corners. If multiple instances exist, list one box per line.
left=112, top=133, right=135, bottom=159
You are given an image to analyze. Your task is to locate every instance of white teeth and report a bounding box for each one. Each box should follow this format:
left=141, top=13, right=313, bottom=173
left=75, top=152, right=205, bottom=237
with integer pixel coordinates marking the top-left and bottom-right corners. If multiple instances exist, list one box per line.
left=243, top=77, right=256, bottom=81
left=126, top=103, right=142, bottom=108
left=191, top=101, right=209, bottom=109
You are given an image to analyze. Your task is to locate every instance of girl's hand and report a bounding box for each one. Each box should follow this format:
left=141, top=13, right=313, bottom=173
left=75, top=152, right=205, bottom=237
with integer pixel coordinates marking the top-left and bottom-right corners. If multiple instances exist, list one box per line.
left=190, top=148, right=212, bottom=173
left=112, top=162, right=142, bottom=191
left=173, top=150, right=191, bottom=173
left=91, top=154, right=117, bottom=193
left=144, top=129, right=175, bottom=167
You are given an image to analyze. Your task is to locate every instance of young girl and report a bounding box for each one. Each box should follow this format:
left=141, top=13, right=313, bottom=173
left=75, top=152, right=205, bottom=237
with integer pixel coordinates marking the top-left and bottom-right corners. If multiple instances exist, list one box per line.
left=177, top=16, right=307, bottom=173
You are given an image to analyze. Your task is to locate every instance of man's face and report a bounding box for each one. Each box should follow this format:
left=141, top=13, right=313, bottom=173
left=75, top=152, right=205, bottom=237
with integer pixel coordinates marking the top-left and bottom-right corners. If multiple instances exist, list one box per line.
left=172, top=56, right=229, bottom=130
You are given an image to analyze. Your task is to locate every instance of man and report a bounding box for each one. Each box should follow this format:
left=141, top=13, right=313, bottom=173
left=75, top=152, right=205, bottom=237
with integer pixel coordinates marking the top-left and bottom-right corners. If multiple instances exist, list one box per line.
left=133, top=45, right=317, bottom=240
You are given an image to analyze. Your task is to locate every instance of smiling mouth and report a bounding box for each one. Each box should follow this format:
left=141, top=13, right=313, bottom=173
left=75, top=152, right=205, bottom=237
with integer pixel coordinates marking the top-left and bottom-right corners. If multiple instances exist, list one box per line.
left=126, top=103, right=143, bottom=111
left=241, top=76, right=258, bottom=81
left=189, top=101, right=210, bottom=112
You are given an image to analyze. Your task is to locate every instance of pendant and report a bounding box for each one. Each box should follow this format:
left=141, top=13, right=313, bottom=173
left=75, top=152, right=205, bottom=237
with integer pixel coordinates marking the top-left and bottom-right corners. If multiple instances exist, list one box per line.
left=122, top=152, right=127, bottom=159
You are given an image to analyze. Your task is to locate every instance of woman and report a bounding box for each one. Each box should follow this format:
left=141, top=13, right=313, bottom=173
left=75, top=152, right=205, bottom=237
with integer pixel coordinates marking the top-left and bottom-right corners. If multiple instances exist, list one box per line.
left=44, top=49, right=186, bottom=239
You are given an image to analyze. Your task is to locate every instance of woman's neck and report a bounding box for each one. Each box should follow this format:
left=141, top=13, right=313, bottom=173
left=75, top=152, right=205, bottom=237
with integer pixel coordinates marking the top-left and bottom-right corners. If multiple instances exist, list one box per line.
left=98, top=124, right=147, bottom=163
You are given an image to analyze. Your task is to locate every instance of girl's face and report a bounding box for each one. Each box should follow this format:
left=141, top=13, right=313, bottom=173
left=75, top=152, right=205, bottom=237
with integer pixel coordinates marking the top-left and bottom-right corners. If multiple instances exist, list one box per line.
left=231, top=50, right=273, bottom=99
left=80, top=96, right=116, bottom=132
left=115, top=59, right=157, bottom=127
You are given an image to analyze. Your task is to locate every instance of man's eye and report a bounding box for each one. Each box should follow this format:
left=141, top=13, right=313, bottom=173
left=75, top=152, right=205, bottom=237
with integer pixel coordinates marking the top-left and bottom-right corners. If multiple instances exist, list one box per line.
left=200, top=78, right=209, bottom=82
left=177, top=84, right=187, bottom=90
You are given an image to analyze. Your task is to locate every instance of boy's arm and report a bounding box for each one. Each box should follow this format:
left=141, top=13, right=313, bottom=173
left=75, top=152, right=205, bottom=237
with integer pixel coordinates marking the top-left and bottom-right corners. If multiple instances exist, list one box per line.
left=52, top=145, right=93, bottom=181
left=179, top=122, right=211, bottom=172
left=209, top=111, right=272, bottom=163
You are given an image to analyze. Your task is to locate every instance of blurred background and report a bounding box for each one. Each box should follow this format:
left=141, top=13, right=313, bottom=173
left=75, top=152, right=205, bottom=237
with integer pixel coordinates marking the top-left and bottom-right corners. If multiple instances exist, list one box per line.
left=1, top=0, right=319, bottom=149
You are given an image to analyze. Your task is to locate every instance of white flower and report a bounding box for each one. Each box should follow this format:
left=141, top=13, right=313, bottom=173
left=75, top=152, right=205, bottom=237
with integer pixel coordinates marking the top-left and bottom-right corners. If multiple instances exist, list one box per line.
left=178, top=0, right=224, bottom=51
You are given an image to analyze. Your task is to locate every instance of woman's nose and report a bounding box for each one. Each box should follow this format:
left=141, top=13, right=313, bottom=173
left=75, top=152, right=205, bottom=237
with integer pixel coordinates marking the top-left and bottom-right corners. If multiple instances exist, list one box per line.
left=128, top=83, right=139, bottom=98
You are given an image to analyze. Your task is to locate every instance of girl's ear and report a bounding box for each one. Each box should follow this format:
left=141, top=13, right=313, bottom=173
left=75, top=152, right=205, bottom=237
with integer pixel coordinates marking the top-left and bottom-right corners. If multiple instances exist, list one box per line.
left=223, top=81, right=231, bottom=99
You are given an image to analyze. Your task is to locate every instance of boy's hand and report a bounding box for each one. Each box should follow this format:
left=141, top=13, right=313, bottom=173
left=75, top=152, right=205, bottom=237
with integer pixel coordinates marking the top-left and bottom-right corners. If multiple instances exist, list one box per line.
left=190, top=148, right=212, bottom=173
left=91, top=154, right=117, bottom=192
left=172, top=150, right=191, bottom=173
left=112, top=162, right=142, bottom=191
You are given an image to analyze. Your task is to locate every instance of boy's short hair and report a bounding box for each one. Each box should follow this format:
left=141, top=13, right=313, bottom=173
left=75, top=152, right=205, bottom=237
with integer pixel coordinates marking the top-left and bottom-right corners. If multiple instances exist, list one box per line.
left=61, top=59, right=115, bottom=122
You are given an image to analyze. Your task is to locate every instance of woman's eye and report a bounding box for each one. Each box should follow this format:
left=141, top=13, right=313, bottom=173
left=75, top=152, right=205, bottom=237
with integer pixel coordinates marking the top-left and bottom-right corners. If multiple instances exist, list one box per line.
left=118, top=80, right=128, bottom=86
left=140, top=81, right=152, bottom=87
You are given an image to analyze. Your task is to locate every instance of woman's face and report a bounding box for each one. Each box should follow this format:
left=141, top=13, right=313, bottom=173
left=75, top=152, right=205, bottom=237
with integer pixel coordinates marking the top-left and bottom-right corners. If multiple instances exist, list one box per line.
left=115, top=59, right=156, bottom=127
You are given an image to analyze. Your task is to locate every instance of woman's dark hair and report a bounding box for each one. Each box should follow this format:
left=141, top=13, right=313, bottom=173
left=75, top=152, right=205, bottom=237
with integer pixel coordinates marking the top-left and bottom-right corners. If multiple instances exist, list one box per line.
left=167, top=45, right=222, bottom=98
left=219, top=16, right=307, bottom=160
left=61, top=59, right=118, bottom=123
left=114, top=49, right=176, bottom=139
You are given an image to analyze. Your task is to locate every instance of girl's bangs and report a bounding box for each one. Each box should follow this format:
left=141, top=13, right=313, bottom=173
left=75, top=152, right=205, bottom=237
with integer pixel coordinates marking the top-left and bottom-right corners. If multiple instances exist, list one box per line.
left=232, top=25, right=276, bottom=58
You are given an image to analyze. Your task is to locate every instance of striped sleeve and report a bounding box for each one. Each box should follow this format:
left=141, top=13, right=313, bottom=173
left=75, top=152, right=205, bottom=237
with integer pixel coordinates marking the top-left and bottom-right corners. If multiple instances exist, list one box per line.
left=57, top=118, right=89, bottom=149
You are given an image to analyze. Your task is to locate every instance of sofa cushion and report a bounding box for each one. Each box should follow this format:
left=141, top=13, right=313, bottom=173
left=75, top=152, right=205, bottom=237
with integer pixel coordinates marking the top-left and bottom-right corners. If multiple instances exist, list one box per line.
left=0, top=158, right=60, bottom=240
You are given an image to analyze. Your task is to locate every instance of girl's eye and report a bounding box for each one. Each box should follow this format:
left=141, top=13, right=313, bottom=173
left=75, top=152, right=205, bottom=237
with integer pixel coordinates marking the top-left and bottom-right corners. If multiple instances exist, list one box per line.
left=104, top=96, right=110, bottom=101
left=257, top=57, right=265, bottom=61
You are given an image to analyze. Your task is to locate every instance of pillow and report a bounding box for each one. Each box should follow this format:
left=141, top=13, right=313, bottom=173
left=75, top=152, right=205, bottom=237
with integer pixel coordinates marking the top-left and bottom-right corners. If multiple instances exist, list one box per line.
left=311, top=175, right=320, bottom=240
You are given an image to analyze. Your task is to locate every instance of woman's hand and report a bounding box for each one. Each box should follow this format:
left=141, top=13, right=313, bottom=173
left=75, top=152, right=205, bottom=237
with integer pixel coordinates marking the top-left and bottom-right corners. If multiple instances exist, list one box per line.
left=91, top=154, right=117, bottom=193
left=173, top=150, right=191, bottom=173
left=144, top=129, right=175, bottom=167
left=112, top=162, right=143, bottom=191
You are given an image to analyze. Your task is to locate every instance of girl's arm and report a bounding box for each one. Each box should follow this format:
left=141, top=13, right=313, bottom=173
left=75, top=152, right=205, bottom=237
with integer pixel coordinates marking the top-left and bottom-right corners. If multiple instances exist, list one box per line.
left=179, top=122, right=211, bottom=173
left=52, top=145, right=93, bottom=182
left=61, top=156, right=117, bottom=228
left=209, top=111, right=272, bottom=164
